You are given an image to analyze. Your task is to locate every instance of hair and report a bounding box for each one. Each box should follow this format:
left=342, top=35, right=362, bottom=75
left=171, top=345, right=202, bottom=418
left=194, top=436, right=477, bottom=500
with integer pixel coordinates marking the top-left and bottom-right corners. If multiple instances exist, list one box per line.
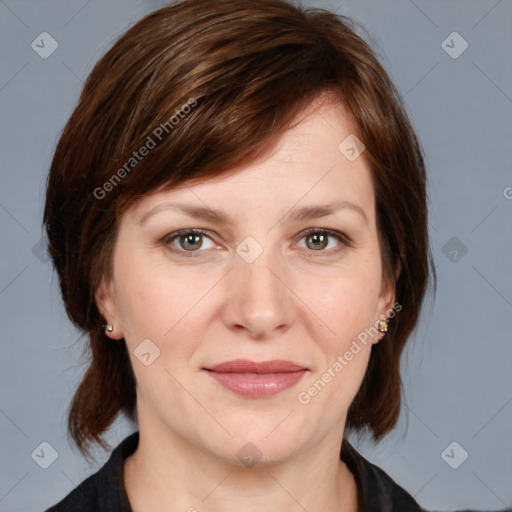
left=44, top=0, right=435, bottom=456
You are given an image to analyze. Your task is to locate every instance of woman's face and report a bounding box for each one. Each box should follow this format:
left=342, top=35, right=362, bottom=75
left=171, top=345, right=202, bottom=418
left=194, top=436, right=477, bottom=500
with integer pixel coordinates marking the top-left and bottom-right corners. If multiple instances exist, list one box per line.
left=97, top=99, right=395, bottom=466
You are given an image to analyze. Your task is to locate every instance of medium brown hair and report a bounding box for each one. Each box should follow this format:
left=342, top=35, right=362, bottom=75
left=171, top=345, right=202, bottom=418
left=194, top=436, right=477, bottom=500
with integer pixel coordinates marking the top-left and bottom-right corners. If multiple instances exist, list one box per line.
left=44, top=0, right=435, bottom=456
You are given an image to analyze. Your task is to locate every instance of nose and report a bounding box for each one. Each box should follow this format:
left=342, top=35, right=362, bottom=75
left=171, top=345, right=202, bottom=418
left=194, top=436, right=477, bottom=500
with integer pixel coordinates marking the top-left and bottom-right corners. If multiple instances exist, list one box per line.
left=221, top=247, right=295, bottom=340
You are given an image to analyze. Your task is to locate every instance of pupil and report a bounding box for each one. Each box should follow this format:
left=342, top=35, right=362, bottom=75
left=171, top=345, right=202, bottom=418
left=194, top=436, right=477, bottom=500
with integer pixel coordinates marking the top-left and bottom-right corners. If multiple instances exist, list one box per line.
left=183, top=234, right=201, bottom=250
left=309, top=233, right=327, bottom=250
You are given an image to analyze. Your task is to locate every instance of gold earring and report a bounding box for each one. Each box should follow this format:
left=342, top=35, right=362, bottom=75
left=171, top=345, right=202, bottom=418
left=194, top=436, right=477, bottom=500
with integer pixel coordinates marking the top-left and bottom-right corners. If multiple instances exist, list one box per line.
left=378, top=319, right=388, bottom=334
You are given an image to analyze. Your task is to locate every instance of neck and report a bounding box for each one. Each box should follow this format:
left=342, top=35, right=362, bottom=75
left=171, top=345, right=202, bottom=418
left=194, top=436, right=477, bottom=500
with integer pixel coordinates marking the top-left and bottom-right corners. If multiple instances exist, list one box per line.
left=124, top=417, right=359, bottom=512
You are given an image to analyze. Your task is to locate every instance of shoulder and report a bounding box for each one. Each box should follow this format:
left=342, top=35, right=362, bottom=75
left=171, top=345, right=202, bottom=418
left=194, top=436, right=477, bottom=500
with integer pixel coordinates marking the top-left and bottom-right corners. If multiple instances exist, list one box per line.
left=341, top=439, right=426, bottom=512
left=361, top=457, right=426, bottom=511
left=45, top=471, right=100, bottom=511
left=45, top=432, right=139, bottom=512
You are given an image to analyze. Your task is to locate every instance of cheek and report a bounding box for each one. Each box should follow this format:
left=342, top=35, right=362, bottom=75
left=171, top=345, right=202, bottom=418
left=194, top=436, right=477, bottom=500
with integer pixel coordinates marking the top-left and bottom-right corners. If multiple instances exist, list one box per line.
left=112, top=252, right=218, bottom=355
left=112, top=248, right=172, bottom=329
left=303, top=260, right=382, bottom=345
left=295, top=273, right=378, bottom=414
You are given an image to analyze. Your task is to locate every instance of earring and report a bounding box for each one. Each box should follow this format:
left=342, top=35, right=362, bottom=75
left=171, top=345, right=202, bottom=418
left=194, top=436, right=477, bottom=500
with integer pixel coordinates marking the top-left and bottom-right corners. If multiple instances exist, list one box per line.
left=104, top=324, right=113, bottom=333
left=378, top=319, right=388, bottom=335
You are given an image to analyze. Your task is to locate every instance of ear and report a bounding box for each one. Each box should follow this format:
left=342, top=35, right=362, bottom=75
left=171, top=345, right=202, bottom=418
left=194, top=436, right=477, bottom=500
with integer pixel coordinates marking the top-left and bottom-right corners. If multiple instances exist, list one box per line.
left=372, top=266, right=399, bottom=345
left=95, top=277, right=124, bottom=340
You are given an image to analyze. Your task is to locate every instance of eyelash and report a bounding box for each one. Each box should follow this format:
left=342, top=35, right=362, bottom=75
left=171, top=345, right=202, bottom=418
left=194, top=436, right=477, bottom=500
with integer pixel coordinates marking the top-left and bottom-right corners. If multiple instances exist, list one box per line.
left=160, top=228, right=352, bottom=258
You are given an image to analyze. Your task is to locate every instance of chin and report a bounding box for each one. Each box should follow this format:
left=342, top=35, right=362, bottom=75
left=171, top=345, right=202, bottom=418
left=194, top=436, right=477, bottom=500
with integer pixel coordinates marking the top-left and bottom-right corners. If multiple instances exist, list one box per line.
left=211, top=417, right=310, bottom=467
left=208, top=437, right=302, bottom=469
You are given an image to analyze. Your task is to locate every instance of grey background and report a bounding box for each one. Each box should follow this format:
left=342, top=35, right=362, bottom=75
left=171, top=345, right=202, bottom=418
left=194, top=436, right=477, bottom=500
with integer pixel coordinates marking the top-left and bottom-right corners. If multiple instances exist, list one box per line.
left=0, top=0, right=511, bottom=510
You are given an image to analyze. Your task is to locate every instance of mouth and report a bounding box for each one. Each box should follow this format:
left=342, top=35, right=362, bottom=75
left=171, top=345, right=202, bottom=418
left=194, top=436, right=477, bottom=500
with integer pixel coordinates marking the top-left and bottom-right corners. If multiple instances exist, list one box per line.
left=203, top=359, right=308, bottom=398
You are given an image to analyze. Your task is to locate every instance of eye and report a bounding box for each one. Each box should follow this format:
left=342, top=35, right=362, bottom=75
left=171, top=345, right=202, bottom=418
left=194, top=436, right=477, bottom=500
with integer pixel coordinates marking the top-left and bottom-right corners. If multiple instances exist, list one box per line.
left=162, top=229, right=216, bottom=256
left=161, top=227, right=351, bottom=258
left=296, top=228, right=350, bottom=255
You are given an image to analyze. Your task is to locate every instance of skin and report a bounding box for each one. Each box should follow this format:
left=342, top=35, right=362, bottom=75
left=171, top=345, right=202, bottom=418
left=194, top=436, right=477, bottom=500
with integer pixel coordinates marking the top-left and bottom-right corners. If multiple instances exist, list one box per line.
left=96, top=96, right=396, bottom=512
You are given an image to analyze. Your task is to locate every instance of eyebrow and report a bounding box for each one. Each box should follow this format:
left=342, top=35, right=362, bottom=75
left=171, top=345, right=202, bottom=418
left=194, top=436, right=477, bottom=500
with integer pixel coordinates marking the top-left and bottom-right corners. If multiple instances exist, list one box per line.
left=139, top=199, right=368, bottom=226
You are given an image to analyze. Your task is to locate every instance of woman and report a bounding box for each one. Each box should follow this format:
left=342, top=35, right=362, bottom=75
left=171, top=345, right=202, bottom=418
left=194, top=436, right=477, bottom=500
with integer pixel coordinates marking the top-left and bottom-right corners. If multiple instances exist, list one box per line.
left=44, top=0, right=436, bottom=510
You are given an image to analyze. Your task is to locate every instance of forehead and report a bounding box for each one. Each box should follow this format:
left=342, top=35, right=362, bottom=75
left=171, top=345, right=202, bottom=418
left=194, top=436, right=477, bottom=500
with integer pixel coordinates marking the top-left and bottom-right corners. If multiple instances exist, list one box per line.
left=127, top=99, right=375, bottom=227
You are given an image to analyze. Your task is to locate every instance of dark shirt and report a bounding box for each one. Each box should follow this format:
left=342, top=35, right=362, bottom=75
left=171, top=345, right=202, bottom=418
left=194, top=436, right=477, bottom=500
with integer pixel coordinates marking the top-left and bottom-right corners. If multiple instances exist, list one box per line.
left=43, top=432, right=436, bottom=511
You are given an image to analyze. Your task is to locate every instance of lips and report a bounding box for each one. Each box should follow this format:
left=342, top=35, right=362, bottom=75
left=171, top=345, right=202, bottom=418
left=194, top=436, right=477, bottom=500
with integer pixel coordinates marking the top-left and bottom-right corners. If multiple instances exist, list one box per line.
left=207, top=359, right=307, bottom=373
left=204, top=359, right=308, bottom=397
